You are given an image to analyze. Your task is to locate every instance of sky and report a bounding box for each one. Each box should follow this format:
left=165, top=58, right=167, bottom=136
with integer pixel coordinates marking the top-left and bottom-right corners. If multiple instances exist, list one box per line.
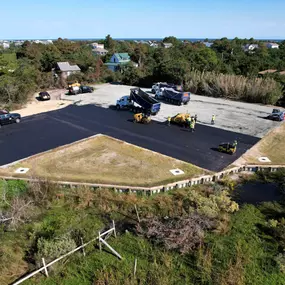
left=1, top=0, right=285, bottom=40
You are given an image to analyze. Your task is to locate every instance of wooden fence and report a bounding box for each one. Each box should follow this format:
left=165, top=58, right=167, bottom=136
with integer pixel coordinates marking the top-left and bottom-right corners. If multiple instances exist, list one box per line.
left=12, top=221, right=119, bottom=285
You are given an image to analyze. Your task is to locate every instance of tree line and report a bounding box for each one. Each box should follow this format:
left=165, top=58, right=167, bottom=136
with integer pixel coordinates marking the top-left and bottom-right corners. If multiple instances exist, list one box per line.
left=0, top=35, right=285, bottom=108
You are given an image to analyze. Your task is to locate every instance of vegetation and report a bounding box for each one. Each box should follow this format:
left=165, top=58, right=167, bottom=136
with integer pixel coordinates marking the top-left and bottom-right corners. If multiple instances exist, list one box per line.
left=243, top=122, right=285, bottom=165
left=0, top=135, right=206, bottom=186
left=1, top=36, right=285, bottom=109
left=1, top=171, right=285, bottom=284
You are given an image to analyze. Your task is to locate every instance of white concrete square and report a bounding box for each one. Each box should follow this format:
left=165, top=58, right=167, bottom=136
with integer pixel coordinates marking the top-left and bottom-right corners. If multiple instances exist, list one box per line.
left=15, top=167, right=30, bottom=174
left=170, top=169, right=185, bottom=176
left=258, top=157, right=271, bottom=163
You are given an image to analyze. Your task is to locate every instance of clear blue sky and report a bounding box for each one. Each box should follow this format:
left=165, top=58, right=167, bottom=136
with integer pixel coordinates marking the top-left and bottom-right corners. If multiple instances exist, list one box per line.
left=1, top=0, right=284, bottom=40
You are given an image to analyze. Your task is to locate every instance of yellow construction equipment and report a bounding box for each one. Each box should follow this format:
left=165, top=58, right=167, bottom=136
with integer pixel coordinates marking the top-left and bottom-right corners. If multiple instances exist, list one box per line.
left=170, top=113, right=191, bottom=126
left=68, top=81, right=81, bottom=88
left=133, top=113, right=151, bottom=124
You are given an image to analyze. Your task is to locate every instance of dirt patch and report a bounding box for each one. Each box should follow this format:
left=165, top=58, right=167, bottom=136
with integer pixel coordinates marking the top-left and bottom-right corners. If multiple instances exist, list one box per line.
left=0, top=135, right=208, bottom=187
left=13, top=89, right=72, bottom=117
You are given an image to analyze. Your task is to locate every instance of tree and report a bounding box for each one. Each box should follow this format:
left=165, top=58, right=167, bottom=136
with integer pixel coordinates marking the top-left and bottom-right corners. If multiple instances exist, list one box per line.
left=104, top=34, right=115, bottom=50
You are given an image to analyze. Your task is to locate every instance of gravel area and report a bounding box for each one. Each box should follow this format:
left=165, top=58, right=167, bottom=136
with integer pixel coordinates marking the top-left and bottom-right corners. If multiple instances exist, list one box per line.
left=61, top=83, right=282, bottom=138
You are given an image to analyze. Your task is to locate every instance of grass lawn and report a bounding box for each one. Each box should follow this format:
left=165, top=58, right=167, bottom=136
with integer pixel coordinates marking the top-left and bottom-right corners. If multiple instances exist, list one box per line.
left=0, top=135, right=207, bottom=187
left=243, top=122, right=285, bottom=165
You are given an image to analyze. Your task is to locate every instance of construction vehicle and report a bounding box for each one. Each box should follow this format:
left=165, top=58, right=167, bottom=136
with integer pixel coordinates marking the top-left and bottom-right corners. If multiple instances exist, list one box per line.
left=116, top=88, right=161, bottom=115
left=68, top=81, right=81, bottom=88
left=151, top=82, right=182, bottom=94
left=170, top=113, right=191, bottom=126
left=155, top=87, right=190, bottom=105
left=133, top=113, right=151, bottom=124
left=218, top=142, right=237, bottom=155
left=267, top=109, right=285, bottom=121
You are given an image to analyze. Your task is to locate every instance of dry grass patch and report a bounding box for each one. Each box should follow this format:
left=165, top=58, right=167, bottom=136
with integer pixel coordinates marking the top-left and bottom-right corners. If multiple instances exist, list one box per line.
left=0, top=135, right=207, bottom=187
left=243, top=122, right=285, bottom=165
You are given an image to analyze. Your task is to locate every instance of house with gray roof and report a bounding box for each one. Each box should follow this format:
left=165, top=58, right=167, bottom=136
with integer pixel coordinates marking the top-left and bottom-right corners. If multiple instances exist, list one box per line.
left=92, top=47, right=108, bottom=56
left=55, top=62, right=81, bottom=79
left=105, top=53, right=132, bottom=72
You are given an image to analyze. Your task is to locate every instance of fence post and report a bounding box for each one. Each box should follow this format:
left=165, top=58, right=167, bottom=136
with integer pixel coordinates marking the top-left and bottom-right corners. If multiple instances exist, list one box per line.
left=42, top=258, right=49, bottom=277
left=112, top=220, right=117, bottom=238
left=134, top=205, right=141, bottom=223
left=98, top=231, right=102, bottom=251
left=80, top=237, right=86, bottom=257
left=134, top=258, right=137, bottom=276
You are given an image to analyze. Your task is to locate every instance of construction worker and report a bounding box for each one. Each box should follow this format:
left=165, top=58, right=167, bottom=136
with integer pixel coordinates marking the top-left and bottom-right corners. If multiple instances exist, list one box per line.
left=194, top=114, right=197, bottom=123
left=190, top=119, right=195, bottom=132
left=167, top=116, right=171, bottom=126
left=233, top=140, right=238, bottom=147
left=211, top=114, right=216, bottom=125
left=192, top=117, right=196, bottom=131
left=186, top=115, right=191, bottom=128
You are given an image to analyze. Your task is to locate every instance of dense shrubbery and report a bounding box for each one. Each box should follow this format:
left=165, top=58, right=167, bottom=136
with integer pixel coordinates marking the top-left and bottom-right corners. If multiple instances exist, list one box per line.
left=1, top=173, right=285, bottom=284
left=185, top=70, right=283, bottom=104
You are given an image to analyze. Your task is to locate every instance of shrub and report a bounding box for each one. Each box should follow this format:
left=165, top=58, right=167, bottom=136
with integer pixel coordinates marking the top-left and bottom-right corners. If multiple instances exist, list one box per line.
left=185, top=70, right=283, bottom=104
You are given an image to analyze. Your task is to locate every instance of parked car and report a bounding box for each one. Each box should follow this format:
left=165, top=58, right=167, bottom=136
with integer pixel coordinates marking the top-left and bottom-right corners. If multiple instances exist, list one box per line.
left=0, top=111, right=21, bottom=128
left=267, top=109, right=285, bottom=121
left=68, top=85, right=94, bottom=95
left=38, top=91, right=51, bottom=101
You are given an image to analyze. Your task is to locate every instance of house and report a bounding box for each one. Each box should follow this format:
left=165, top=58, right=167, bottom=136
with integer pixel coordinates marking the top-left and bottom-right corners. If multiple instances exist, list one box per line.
left=203, top=42, right=213, bottom=48
left=0, top=42, right=10, bottom=49
left=92, top=47, right=108, bottom=56
left=55, top=62, right=81, bottom=79
left=105, top=53, right=132, bottom=72
left=162, top=42, right=173, bottom=48
left=91, top=42, right=105, bottom=49
left=266, top=43, right=279, bottom=49
left=242, top=44, right=259, bottom=52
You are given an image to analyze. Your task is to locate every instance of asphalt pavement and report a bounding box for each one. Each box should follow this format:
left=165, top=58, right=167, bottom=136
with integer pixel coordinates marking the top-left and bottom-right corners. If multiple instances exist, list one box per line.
left=0, top=105, right=259, bottom=171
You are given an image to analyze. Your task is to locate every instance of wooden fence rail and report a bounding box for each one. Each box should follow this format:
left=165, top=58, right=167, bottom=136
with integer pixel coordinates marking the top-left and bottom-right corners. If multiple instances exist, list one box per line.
left=12, top=222, right=117, bottom=285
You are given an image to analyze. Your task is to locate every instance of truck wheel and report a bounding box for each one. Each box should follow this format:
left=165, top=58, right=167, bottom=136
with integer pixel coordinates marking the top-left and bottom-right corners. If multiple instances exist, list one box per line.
left=178, top=101, right=182, bottom=106
left=116, top=105, right=120, bottom=110
left=15, top=118, right=21, bottom=123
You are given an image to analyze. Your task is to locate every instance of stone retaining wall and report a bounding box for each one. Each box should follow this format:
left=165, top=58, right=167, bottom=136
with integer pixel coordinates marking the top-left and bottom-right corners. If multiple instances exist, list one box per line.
left=0, top=164, right=284, bottom=195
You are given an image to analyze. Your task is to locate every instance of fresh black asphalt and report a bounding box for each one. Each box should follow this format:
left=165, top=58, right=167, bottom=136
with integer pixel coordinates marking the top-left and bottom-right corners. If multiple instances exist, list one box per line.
left=0, top=105, right=259, bottom=171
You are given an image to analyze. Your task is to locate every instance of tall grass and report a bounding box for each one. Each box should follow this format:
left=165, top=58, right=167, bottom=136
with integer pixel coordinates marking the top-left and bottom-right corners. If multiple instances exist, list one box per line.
left=185, top=70, right=283, bottom=104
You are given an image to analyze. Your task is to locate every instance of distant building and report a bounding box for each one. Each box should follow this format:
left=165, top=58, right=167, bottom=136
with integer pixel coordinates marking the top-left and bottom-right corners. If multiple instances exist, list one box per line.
left=203, top=42, right=213, bottom=48
left=0, top=42, right=10, bottom=49
left=266, top=43, right=279, bottom=49
left=162, top=42, right=173, bottom=48
left=92, top=47, right=108, bottom=56
left=91, top=42, right=105, bottom=49
left=242, top=44, right=259, bottom=52
left=105, top=53, right=131, bottom=72
left=55, top=62, right=81, bottom=79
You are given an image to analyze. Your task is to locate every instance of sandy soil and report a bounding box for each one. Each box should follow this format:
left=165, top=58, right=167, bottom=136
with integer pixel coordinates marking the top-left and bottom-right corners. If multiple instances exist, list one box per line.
left=13, top=89, right=72, bottom=117
left=61, top=83, right=282, bottom=138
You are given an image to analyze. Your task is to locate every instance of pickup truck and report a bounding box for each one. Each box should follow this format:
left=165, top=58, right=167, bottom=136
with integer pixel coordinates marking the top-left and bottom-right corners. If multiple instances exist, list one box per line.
left=0, top=110, right=21, bottom=128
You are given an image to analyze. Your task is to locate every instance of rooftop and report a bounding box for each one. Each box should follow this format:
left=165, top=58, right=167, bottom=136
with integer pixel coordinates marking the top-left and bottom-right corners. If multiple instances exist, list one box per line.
left=57, top=62, right=81, bottom=72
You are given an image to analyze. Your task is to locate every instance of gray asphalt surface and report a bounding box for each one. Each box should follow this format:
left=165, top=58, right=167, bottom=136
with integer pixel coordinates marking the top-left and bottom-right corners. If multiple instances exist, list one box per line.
left=0, top=105, right=259, bottom=171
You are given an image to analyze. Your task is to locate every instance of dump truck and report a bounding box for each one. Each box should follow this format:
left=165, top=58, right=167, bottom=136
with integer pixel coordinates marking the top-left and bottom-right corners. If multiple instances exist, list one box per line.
left=155, top=87, right=190, bottom=105
left=116, top=88, right=161, bottom=115
left=151, top=82, right=182, bottom=94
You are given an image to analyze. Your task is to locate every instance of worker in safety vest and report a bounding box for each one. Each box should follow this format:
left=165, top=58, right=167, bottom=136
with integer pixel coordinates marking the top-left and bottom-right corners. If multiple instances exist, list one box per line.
left=190, top=120, right=195, bottom=132
left=233, top=140, right=237, bottom=147
left=167, top=116, right=171, bottom=126
left=211, top=114, right=216, bottom=125
left=186, top=116, right=191, bottom=128
left=192, top=117, right=196, bottom=130
left=194, top=114, right=198, bottom=123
